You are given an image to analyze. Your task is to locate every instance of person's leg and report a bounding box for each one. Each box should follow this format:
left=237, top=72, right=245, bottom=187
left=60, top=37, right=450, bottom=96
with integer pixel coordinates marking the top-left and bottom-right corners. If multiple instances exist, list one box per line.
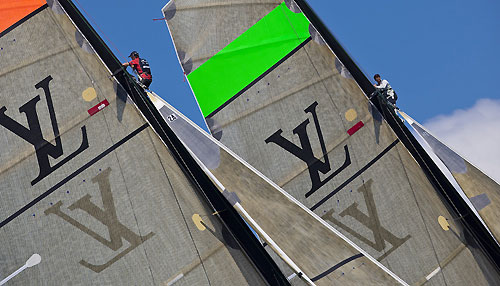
left=386, top=96, right=399, bottom=111
left=143, top=79, right=152, bottom=89
left=139, top=77, right=152, bottom=89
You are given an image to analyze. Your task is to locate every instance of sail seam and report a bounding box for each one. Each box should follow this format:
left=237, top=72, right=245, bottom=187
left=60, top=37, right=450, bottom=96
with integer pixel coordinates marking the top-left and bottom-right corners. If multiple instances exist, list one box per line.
left=145, top=128, right=213, bottom=285
left=0, top=123, right=149, bottom=229
left=111, top=128, right=157, bottom=284
left=390, top=126, right=448, bottom=285
left=207, top=37, right=311, bottom=118
left=311, top=139, right=400, bottom=211
left=56, top=0, right=289, bottom=283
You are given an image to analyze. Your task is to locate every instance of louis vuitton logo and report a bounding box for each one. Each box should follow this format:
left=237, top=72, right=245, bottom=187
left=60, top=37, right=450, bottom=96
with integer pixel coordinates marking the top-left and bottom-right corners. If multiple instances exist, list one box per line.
left=321, top=180, right=410, bottom=261
left=265, top=101, right=351, bottom=197
left=0, top=75, right=88, bottom=185
left=44, top=168, right=154, bottom=273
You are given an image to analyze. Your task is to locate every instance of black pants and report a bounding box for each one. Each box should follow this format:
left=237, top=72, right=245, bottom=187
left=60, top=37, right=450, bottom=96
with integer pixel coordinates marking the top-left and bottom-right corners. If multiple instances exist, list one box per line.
left=140, top=77, right=152, bottom=89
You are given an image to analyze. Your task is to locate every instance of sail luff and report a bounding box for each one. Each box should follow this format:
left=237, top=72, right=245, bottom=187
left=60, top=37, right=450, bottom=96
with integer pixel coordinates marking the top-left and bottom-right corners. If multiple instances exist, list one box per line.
left=376, top=95, right=500, bottom=268
left=292, top=0, right=500, bottom=268
left=2, top=0, right=289, bottom=284
left=163, top=0, right=500, bottom=283
left=94, top=32, right=291, bottom=286
left=194, top=155, right=316, bottom=285
left=148, top=91, right=408, bottom=285
left=161, top=2, right=211, bottom=132
left=400, top=111, right=500, bottom=245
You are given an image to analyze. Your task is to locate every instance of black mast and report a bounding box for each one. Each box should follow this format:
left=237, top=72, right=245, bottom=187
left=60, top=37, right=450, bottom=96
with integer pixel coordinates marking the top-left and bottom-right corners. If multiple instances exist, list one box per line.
left=57, top=0, right=290, bottom=284
left=294, top=0, right=500, bottom=271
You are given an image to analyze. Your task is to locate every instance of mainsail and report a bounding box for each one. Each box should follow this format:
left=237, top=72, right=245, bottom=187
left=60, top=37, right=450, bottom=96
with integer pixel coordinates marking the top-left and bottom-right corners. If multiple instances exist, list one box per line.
left=0, top=0, right=287, bottom=285
left=163, top=0, right=500, bottom=284
left=148, top=92, right=405, bottom=285
left=400, top=111, right=500, bottom=244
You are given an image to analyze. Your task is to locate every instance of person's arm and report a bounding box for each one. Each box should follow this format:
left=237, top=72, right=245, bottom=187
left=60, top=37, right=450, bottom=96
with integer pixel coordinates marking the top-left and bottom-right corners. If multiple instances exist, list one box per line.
left=122, top=61, right=130, bottom=67
left=375, top=80, right=388, bottom=89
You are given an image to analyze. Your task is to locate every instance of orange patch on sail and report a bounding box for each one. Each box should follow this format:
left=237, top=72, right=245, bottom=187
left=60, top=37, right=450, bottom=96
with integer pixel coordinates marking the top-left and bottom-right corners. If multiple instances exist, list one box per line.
left=0, top=0, right=46, bottom=35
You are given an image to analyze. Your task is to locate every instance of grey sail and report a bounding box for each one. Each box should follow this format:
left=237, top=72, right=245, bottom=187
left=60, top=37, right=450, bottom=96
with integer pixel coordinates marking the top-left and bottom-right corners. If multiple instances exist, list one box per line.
left=400, top=111, right=500, bottom=244
left=0, top=1, right=284, bottom=285
left=163, top=0, right=500, bottom=285
left=148, top=92, right=404, bottom=285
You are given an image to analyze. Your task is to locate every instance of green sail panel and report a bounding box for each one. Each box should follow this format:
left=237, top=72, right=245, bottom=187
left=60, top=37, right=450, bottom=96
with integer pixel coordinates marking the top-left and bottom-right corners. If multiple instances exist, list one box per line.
left=187, top=2, right=310, bottom=117
left=0, top=1, right=270, bottom=285
left=164, top=0, right=500, bottom=285
left=400, top=112, right=500, bottom=245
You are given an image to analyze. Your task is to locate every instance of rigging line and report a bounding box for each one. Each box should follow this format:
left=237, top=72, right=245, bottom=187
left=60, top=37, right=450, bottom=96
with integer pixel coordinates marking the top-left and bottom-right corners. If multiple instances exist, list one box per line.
left=144, top=128, right=212, bottom=286
left=72, top=0, right=127, bottom=62
left=0, top=123, right=149, bottom=229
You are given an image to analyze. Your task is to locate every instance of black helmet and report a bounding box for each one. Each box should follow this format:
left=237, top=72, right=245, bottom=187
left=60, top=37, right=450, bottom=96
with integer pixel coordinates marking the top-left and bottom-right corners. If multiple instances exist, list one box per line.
left=129, top=51, right=139, bottom=58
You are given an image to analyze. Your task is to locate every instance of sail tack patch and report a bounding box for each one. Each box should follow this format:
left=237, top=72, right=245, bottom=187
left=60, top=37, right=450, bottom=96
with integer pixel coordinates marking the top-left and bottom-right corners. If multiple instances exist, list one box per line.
left=187, top=2, right=310, bottom=117
left=82, top=87, right=97, bottom=102
left=345, top=109, right=357, bottom=122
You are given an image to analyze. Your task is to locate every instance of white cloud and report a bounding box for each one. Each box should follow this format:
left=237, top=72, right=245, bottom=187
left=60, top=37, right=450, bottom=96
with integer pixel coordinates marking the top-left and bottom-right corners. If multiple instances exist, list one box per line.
left=424, top=98, right=500, bottom=182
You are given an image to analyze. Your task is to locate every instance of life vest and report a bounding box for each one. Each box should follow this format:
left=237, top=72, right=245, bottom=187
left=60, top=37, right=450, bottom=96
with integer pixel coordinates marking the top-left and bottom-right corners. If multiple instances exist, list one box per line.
left=138, top=58, right=151, bottom=76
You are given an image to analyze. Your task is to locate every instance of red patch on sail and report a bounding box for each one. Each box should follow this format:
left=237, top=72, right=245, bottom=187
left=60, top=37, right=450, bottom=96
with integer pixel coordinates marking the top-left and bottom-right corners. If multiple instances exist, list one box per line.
left=88, top=99, right=109, bottom=116
left=347, top=121, right=364, bottom=136
left=0, top=0, right=46, bottom=35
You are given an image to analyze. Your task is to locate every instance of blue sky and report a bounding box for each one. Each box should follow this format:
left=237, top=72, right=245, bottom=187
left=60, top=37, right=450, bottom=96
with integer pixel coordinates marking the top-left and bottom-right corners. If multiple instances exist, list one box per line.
left=74, top=0, right=500, bottom=131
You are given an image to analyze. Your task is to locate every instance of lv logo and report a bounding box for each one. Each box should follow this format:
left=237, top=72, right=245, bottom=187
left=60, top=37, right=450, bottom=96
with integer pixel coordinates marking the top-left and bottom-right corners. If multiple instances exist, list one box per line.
left=0, top=75, right=88, bottom=185
left=322, top=179, right=410, bottom=261
left=44, top=168, right=155, bottom=273
left=265, top=101, right=351, bottom=197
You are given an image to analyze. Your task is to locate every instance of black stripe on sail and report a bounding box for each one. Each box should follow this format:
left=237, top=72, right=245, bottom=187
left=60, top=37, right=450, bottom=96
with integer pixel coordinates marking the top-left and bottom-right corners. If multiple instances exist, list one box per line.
left=311, top=253, right=364, bottom=281
left=206, top=37, right=312, bottom=118
left=0, top=123, right=149, bottom=229
left=55, top=1, right=291, bottom=283
left=0, top=4, right=48, bottom=39
left=294, top=0, right=500, bottom=268
left=311, top=139, right=399, bottom=211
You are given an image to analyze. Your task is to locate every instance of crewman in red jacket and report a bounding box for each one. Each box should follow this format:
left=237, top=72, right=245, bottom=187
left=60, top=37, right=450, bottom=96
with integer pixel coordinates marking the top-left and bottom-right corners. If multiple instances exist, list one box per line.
left=122, top=51, right=152, bottom=88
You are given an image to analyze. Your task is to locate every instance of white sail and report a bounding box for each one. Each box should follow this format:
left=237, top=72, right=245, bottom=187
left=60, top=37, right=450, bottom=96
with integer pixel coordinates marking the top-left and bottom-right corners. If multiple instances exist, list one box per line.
left=163, top=0, right=500, bottom=284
